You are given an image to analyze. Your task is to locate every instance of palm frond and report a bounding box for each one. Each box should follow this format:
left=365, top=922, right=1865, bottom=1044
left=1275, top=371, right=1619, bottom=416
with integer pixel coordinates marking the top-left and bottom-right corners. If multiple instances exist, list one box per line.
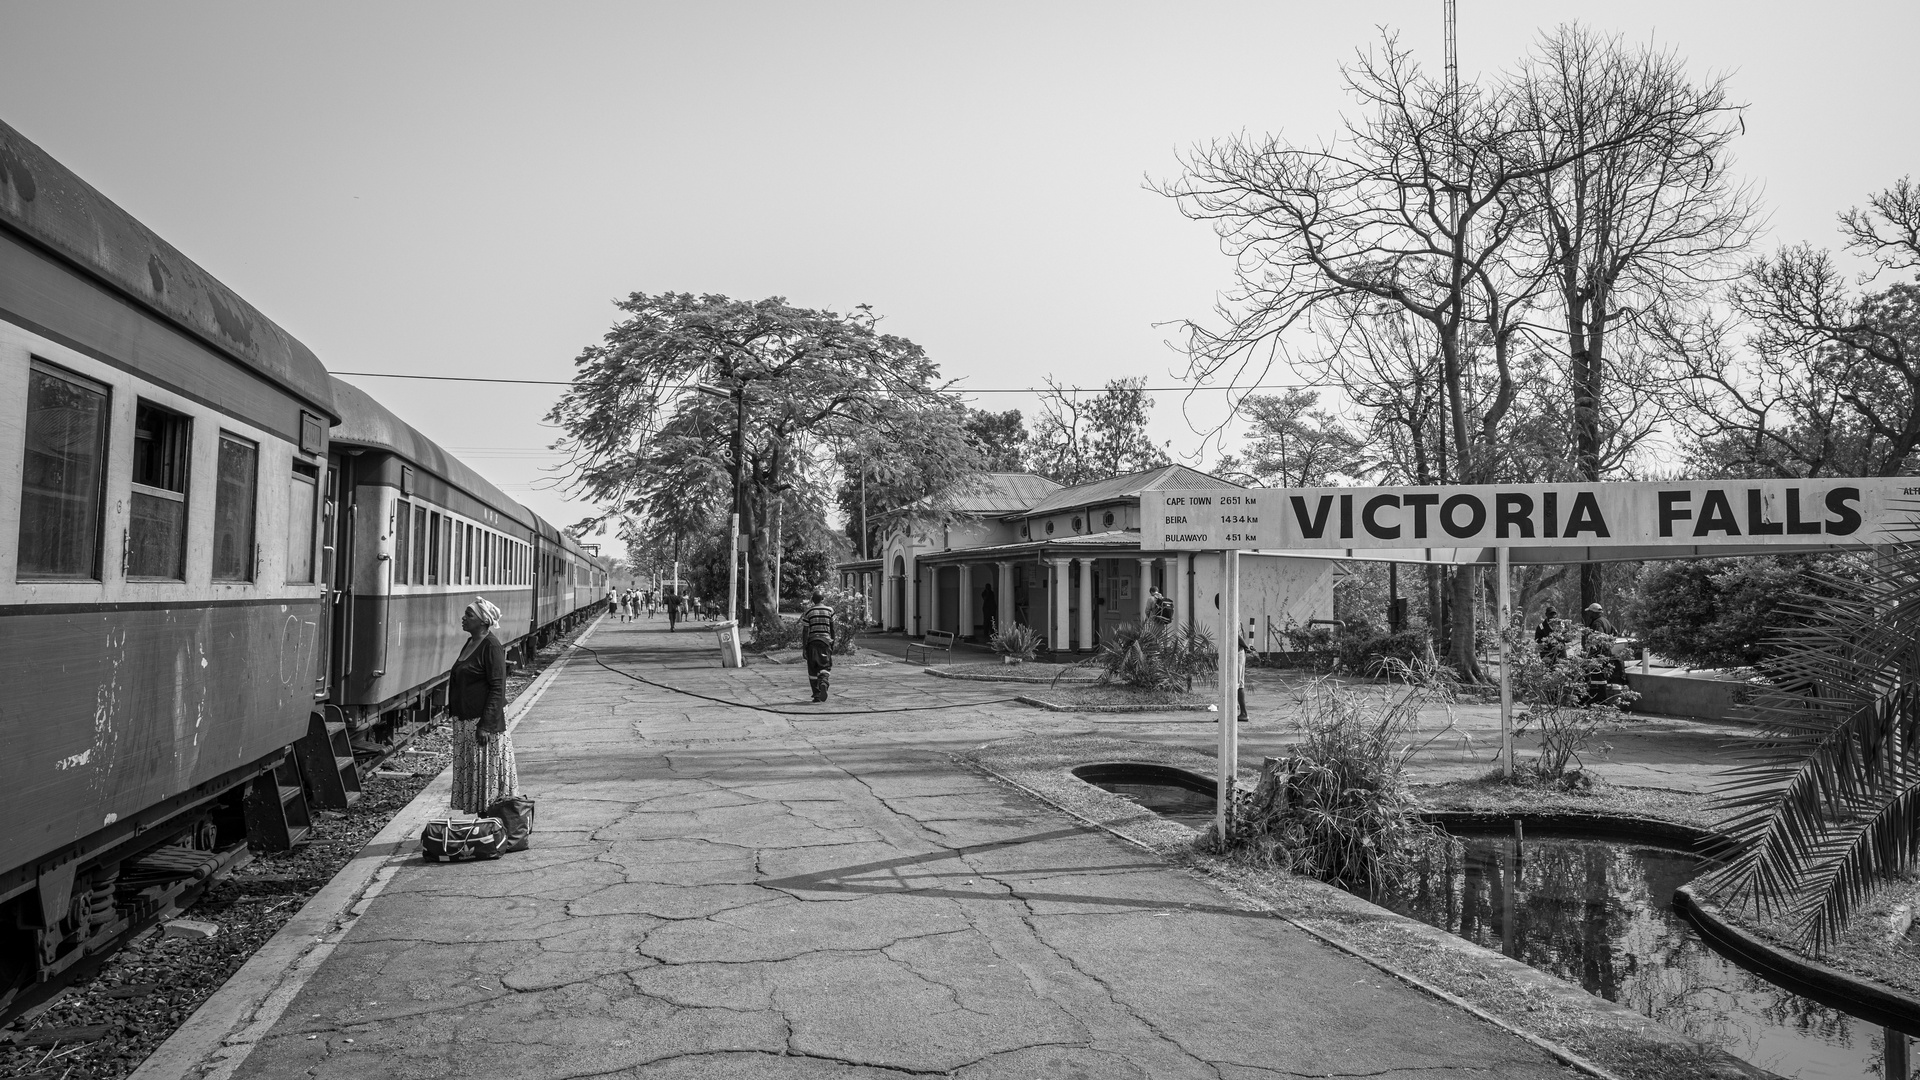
left=1702, top=540, right=1920, bottom=950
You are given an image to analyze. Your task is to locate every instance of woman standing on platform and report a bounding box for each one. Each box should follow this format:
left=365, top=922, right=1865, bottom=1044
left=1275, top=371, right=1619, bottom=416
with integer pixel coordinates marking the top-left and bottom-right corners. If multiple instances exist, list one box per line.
left=448, top=597, right=520, bottom=814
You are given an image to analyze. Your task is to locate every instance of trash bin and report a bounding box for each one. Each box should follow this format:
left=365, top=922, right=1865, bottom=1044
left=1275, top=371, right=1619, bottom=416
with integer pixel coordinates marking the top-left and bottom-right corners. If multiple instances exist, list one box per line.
left=716, top=620, right=743, bottom=668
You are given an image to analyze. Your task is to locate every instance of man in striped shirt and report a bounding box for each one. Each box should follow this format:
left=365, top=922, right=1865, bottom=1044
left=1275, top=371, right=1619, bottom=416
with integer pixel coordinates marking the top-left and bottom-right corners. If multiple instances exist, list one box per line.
left=802, top=589, right=836, bottom=702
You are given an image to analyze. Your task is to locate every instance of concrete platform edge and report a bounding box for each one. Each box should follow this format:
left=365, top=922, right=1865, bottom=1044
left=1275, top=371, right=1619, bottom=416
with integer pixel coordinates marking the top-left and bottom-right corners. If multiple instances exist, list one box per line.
left=128, top=616, right=604, bottom=1080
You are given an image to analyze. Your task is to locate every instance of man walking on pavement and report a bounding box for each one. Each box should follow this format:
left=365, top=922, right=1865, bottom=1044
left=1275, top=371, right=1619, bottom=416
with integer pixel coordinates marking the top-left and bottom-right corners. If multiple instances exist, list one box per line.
left=802, top=588, right=835, bottom=702
left=664, top=590, right=681, bottom=632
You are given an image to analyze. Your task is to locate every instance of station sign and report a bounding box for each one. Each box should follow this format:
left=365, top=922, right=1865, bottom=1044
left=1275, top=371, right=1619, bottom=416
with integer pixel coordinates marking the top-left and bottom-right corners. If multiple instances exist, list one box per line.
left=1141, top=478, right=1920, bottom=552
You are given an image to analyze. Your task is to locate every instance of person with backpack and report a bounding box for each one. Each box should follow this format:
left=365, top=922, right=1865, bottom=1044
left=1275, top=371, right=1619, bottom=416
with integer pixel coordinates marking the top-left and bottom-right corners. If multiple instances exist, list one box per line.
left=802, top=589, right=836, bottom=702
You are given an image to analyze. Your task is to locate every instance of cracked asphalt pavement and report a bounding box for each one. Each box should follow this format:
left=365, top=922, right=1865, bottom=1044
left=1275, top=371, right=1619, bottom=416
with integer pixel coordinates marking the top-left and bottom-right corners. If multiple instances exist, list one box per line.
left=229, top=618, right=1580, bottom=1079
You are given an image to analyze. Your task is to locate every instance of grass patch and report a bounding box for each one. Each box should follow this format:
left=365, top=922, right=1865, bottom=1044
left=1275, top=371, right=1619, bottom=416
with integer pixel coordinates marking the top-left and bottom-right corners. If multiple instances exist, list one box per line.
left=1411, top=776, right=1715, bottom=826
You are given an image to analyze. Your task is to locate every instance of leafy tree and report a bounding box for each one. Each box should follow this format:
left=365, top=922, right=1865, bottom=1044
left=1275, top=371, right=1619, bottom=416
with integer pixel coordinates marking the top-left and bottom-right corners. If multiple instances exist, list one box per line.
left=1227, top=389, right=1367, bottom=488
left=548, top=293, right=972, bottom=630
left=1030, top=376, right=1170, bottom=484
left=834, top=398, right=984, bottom=556
left=964, top=407, right=1031, bottom=472
left=1621, top=554, right=1868, bottom=669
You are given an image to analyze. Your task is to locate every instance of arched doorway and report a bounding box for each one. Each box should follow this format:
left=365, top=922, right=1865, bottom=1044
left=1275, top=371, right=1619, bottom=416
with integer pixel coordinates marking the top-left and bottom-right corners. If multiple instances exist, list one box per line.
left=891, top=555, right=907, bottom=632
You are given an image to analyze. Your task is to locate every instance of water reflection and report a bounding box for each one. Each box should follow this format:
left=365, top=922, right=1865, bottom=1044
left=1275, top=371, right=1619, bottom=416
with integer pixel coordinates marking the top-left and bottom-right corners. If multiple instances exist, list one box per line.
left=1379, top=831, right=1894, bottom=1080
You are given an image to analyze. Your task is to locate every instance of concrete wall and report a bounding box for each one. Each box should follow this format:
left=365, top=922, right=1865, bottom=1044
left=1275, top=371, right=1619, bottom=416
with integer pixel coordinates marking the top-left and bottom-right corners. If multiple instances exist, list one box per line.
left=1625, top=671, right=1756, bottom=722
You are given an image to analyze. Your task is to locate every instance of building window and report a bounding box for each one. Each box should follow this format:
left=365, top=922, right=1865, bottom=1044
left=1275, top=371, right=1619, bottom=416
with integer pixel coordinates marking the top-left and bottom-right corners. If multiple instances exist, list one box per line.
left=17, top=360, right=110, bottom=580
left=1071, top=516, right=1082, bottom=532
left=212, top=433, right=257, bottom=581
left=128, top=401, right=191, bottom=579
left=394, top=500, right=411, bottom=584
left=1045, top=520, right=1055, bottom=535
left=1103, top=511, right=1115, bottom=528
left=286, top=461, right=319, bottom=583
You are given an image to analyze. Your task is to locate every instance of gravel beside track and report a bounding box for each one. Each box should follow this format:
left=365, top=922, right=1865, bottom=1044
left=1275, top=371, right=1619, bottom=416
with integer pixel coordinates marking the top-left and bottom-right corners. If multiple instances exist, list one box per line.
left=0, top=621, right=595, bottom=1080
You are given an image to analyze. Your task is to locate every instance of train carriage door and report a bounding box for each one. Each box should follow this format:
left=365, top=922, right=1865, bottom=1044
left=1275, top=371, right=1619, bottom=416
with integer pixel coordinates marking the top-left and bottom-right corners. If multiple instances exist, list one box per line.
left=323, top=455, right=356, bottom=699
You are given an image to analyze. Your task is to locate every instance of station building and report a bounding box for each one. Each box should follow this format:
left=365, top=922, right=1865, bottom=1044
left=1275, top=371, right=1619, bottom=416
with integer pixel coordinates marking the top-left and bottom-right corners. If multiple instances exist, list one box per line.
left=836, top=464, right=1339, bottom=652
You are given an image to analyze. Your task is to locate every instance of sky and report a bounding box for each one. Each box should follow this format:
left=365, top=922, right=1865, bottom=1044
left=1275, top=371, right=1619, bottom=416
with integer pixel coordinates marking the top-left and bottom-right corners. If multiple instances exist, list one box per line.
left=2, top=1, right=1912, bottom=559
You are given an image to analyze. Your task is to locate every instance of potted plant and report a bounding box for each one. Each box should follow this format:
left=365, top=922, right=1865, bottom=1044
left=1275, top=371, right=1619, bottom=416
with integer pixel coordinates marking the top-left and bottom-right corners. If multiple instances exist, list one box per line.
left=990, top=624, right=1040, bottom=666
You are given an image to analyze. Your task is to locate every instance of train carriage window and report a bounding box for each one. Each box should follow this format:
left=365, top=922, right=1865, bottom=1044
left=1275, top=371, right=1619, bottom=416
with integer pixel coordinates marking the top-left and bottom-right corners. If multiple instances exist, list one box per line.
left=394, top=501, right=411, bottom=585
left=18, top=360, right=111, bottom=580
left=211, top=433, right=257, bottom=581
left=427, top=511, right=441, bottom=584
left=464, top=524, right=475, bottom=584
left=128, top=401, right=192, bottom=579
left=286, top=461, right=319, bottom=583
left=412, top=505, right=427, bottom=583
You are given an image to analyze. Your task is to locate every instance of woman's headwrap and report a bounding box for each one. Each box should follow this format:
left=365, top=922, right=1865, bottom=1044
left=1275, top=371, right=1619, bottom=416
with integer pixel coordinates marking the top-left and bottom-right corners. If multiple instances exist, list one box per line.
left=465, top=597, right=502, bottom=627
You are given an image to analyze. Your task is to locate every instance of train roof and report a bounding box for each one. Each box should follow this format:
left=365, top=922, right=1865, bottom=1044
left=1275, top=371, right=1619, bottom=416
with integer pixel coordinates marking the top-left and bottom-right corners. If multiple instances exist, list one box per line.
left=0, top=118, right=336, bottom=417
left=327, top=375, right=537, bottom=531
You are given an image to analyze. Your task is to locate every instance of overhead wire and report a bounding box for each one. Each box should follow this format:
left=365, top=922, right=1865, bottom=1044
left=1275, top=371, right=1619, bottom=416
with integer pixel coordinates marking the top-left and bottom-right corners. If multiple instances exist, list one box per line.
left=332, top=370, right=1321, bottom=394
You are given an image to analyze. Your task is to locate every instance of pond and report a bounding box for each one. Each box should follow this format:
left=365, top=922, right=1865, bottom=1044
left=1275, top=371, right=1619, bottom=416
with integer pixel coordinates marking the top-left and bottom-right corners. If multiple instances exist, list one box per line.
left=1380, top=828, right=1903, bottom=1080
left=1068, top=763, right=1911, bottom=1080
left=1071, top=762, right=1218, bottom=829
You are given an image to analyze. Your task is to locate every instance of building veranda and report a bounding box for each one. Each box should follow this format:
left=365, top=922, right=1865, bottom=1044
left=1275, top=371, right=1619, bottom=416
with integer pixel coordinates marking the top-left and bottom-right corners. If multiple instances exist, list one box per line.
left=837, top=465, right=1338, bottom=654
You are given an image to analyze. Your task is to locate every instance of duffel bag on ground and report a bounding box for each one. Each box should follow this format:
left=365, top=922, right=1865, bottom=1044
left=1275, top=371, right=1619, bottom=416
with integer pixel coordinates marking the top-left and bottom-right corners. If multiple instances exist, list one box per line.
left=485, top=796, right=536, bottom=854
left=422, top=814, right=504, bottom=861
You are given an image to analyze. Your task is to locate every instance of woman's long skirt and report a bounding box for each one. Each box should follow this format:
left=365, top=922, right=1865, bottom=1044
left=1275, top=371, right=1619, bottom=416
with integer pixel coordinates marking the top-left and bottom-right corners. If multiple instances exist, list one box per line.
left=451, top=719, right=520, bottom=815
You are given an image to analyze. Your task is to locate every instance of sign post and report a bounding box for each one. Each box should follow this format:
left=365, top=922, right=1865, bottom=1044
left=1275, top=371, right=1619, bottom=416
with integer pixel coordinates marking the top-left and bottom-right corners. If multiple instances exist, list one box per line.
left=1216, top=549, right=1239, bottom=841
left=1496, top=545, right=1512, bottom=779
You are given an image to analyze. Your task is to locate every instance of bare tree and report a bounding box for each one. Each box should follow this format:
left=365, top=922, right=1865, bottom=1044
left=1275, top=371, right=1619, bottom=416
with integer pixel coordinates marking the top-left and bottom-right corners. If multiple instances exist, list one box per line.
left=1665, top=179, right=1920, bottom=478
left=1162, top=33, right=1631, bottom=678
left=1513, top=25, right=1756, bottom=607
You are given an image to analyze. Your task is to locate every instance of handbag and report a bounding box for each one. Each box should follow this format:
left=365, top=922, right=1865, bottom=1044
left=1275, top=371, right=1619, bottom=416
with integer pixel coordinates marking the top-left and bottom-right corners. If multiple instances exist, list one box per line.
left=422, top=814, right=504, bottom=862
left=486, top=796, right=536, bottom=854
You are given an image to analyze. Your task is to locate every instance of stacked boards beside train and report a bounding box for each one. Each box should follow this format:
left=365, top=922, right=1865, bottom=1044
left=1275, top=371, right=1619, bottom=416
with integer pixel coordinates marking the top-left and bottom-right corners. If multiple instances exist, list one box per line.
left=0, top=117, right=610, bottom=1019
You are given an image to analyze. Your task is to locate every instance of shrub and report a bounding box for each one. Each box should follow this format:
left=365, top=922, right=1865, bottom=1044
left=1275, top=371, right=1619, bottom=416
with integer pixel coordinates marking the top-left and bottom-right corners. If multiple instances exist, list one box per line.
left=1502, top=620, right=1639, bottom=783
left=1622, top=553, right=1868, bottom=669
left=1092, top=619, right=1217, bottom=693
left=828, top=590, right=867, bottom=655
left=748, top=615, right=804, bottom=652
left=989, top=623, right=1041, bottom=661
left=1215, top=673, right=1446, bottom=894
left=747, top=589, right=864, bottom=655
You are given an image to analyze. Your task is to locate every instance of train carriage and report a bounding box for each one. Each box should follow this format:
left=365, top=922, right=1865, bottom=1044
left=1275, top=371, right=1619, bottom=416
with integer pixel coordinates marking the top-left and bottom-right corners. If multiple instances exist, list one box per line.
left=0, top=119, right=336, bottom=1008
left=0, top=116, right=614, bottom=1020
left=314, top=376, right=541, bottom=797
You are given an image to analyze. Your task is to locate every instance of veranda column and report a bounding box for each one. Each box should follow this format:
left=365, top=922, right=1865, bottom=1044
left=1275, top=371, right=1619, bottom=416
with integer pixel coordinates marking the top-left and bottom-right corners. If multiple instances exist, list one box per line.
left=1136, top=557, right=1154, bottom=620
left=906, top=559, right=919, bottom=636
left=1161, top=556, right=1182, bottom=627
left=996, top=561, right=1015, bottom=631
left=1050, top=558, right=1070, bottom=653
left=1077, top=557, right=1094, bottom=652
left=957, top=564, right=974, bottom=641
left=927, top=564, right=941, bottom=637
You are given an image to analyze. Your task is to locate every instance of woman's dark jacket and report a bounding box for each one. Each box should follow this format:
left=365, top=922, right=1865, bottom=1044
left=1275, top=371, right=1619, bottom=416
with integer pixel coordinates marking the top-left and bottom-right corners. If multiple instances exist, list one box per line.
left=448, top=633, right=507, bottom=734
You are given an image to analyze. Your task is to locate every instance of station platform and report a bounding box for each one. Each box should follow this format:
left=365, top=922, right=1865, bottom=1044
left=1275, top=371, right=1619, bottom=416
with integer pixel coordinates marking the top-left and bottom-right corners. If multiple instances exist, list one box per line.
left=143, top=616, right=1587, bottom=1079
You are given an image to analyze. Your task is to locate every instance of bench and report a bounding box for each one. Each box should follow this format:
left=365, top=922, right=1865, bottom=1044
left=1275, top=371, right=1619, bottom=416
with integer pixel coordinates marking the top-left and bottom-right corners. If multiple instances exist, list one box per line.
left=906, top=630, right=957, bottom=665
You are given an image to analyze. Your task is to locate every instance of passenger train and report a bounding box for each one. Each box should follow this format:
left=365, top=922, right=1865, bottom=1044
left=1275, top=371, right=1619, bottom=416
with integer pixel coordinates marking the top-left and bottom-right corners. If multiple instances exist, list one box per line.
left=0, top=118, right=608, bottom=1014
